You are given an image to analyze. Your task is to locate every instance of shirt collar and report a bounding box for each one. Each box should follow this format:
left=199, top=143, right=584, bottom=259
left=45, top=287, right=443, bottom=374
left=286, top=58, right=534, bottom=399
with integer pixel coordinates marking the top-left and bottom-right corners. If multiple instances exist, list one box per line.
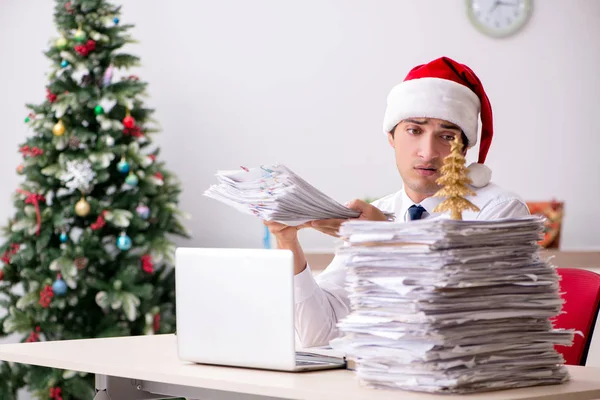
left=398, top=186, right=445, bottom=222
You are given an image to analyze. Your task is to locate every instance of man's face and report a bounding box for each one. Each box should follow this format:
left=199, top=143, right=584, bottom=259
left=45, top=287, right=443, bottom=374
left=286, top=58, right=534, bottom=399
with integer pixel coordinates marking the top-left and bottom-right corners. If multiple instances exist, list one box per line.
left=388, top=118, right=463, bottom=201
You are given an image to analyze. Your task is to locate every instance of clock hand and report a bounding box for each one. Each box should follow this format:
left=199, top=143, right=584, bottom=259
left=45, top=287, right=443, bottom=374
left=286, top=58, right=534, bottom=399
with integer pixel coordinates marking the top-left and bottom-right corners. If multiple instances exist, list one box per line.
left=490, top=0, right=501, bottom=13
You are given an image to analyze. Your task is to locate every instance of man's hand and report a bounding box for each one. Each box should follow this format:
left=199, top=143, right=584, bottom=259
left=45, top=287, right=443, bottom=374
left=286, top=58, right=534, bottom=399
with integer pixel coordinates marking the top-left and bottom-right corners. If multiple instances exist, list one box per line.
left=263, top=220, right=310, bottom=274
left=310, top=199, right=388, bottom=238
left=263, top=220, right=310, bottom=245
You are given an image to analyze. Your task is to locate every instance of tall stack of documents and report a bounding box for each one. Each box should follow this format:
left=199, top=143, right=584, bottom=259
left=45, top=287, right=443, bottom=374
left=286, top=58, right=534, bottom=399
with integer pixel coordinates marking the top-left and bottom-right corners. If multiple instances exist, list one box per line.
left=204, top=164, right=394, bottom=225
left=330, top=216, right=575, bottom=394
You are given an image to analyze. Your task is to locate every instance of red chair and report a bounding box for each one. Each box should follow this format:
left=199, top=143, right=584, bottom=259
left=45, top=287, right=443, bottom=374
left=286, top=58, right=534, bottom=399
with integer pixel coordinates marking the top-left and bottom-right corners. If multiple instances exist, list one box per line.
left=553, top=268, right=600, bottom=365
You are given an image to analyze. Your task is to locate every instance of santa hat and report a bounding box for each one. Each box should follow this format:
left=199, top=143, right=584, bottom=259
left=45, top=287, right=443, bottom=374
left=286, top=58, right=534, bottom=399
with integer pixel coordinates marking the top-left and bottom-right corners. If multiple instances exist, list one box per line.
left=383, top=57, right=493, bottom=187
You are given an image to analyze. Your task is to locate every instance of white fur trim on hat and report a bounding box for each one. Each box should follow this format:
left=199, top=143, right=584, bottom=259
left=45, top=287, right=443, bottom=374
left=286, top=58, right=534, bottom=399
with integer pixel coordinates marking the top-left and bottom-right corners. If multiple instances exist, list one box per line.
left=383, top=77, right=481, bottom=148
left=467, top=162, right=491, bottom=187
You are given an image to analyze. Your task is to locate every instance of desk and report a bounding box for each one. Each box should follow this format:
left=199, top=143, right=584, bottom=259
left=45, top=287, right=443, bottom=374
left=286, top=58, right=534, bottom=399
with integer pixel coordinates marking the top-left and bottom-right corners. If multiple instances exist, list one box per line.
left=1, top=334, right=600, bottom=400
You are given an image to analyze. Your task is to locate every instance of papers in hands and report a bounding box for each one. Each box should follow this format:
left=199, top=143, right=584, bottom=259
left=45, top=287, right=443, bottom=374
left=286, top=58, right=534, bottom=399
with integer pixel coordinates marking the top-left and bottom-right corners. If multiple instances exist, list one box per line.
left=204, top=164, right=394, bottom=226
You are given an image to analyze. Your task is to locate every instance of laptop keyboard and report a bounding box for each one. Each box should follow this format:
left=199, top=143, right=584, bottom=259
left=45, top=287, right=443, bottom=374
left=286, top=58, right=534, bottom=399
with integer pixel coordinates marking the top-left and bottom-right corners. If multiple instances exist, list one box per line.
left=296, top=359, right=330, bottom=366
left=295, top=351, right=345, bottom=367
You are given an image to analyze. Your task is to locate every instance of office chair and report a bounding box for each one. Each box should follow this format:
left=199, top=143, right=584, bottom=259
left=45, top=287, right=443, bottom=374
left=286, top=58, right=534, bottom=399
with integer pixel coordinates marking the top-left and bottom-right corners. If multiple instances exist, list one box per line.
left=553, top=268, right=600, bottom=365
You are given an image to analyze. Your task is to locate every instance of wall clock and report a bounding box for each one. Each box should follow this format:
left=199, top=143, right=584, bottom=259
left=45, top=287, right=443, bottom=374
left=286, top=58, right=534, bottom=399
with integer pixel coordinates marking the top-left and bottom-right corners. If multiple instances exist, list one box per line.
left=466, top=0, right=533, bottom=38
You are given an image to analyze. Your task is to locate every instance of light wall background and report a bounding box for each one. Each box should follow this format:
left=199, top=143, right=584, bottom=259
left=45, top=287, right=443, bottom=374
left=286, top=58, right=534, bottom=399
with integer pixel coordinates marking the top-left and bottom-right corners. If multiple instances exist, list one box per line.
left=2, top=0, right=599, bottom=256
left=0, top=1, right=599, bottom=396
left=2, top=1, right=600, bottom=254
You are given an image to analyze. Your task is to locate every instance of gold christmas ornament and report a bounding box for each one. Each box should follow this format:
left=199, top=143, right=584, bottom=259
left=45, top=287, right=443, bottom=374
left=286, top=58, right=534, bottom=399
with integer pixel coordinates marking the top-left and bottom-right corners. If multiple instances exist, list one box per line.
left=74, top=23, right=87, bottom=43
left=53, top=119, right=66, bottom=136
left=55, top=36, right=68, bottom=49
left=433, top=135, right=480, bottom=220
left=75, top=197, right=91, bottom=217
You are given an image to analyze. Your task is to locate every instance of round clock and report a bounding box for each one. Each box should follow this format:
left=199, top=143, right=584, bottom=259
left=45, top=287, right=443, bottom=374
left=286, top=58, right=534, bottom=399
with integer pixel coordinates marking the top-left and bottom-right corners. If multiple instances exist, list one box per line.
left=466, top=0, right=533, bottom=38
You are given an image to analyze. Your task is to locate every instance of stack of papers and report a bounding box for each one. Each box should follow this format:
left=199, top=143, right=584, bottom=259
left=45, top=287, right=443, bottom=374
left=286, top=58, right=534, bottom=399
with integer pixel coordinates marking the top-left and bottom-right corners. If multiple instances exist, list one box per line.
left=330, top=216, right=575, bottom=394
left=204, top=164, right=394, bottom=226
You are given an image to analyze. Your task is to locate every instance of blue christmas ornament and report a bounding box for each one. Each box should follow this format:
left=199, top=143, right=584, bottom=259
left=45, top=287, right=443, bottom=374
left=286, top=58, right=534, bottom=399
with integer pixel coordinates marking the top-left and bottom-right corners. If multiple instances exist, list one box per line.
left=52, top=278, right=68, bottom=296
left=125, top=172, right=139, bottom=186
left=116, top=233, right=132, bottom=251
left=59, top=232, right=68, bottom=243
left=113, top=17, right=120, bottom=24
left=136, top=204, right=150, bottom=220
left=117, top=158, right=130, bottom=174
left=61, top=60, right=69, bottom=68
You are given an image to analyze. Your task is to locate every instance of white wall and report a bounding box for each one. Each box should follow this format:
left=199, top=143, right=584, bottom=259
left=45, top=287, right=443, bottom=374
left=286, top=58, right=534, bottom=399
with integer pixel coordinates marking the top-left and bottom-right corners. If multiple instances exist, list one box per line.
left=1, top=0, right=600, bottom=256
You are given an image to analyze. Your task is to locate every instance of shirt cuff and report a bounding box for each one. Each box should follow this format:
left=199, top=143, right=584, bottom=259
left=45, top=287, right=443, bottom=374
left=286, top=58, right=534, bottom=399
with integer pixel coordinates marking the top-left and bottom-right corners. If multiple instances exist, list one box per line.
left=294, top=263, right=318, bottom=304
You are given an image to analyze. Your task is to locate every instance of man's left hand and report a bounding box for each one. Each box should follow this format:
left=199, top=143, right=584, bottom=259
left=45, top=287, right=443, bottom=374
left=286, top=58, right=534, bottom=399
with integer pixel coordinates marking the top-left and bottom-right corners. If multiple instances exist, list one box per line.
left=310, top=199, right=388, bottom=238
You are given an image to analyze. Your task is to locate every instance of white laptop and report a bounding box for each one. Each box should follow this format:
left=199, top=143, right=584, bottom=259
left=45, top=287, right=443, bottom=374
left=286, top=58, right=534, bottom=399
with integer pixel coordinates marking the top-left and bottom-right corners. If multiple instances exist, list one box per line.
left=175, top=247, right=346, bottom=372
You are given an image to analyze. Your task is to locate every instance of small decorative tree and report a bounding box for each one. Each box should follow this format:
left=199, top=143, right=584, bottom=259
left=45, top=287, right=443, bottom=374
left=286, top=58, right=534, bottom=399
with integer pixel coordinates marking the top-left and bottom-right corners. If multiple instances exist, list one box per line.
left=433, top=135, right=480, bottom=220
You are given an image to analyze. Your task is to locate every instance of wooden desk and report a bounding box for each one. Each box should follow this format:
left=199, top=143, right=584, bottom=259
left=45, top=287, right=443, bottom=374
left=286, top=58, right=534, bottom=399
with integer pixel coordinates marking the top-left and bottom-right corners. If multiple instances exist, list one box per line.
left=1, top=334, right=600, bottom=400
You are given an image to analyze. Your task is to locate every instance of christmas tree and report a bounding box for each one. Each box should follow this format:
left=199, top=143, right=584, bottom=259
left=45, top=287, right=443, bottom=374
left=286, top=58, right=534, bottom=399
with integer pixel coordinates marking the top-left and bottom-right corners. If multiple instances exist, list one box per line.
left=0, top=1, right=190, bottom=398
left=433, top=135, right=480, bottom=220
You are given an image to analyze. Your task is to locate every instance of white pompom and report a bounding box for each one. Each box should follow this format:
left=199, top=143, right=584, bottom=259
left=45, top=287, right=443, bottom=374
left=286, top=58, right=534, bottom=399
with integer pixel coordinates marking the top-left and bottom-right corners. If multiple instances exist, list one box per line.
left=467, top=163, right=492, bottom=188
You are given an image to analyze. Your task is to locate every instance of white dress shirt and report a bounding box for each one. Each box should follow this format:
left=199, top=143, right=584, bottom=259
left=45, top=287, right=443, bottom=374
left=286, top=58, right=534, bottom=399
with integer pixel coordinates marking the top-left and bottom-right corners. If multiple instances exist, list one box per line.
left=294, top=183, right=530, bottom=348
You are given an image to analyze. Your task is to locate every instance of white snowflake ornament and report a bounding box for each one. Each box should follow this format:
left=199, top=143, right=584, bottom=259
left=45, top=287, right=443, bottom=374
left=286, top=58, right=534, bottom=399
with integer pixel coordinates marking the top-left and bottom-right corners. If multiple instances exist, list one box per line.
left=60, top=159, right=96, bottom=192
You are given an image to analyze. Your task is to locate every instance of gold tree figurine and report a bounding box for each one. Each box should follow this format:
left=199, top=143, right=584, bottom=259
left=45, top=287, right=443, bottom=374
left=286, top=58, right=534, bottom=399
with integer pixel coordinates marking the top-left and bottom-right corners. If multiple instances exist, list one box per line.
left=433, top=134, right=480, bottom=220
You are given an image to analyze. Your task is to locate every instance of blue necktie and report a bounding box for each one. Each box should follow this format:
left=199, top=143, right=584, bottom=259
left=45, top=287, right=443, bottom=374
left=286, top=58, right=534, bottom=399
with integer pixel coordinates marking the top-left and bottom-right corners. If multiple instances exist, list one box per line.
left=408, top=205, right=427, bottom=221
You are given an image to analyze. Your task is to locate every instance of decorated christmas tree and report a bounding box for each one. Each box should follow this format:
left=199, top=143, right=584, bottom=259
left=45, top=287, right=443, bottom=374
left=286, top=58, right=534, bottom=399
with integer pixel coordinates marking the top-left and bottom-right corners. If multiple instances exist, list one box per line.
left=0, top=1, right=190, bottom=398
left=433, top=135, right=480, bottom=220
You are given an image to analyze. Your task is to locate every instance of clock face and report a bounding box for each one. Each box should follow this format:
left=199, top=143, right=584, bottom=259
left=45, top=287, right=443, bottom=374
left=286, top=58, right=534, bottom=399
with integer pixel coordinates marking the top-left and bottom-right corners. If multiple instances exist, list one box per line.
left=466, top=0, right=533, bottom=38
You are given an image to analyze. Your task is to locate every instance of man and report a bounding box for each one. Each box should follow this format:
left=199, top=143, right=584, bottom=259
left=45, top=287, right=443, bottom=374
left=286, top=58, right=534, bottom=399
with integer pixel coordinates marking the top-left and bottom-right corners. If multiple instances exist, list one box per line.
left=265, top=57, right=530, bottom=347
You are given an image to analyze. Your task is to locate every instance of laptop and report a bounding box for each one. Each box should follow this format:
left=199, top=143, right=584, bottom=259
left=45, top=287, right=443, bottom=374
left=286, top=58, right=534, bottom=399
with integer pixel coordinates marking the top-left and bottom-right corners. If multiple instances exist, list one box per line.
left=175, top=247, right=346, bottom=372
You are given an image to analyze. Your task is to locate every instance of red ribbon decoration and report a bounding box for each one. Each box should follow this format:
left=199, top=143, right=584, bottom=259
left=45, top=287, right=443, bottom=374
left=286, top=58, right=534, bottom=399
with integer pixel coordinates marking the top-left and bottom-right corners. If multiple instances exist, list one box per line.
left=16, top=189, right=45, bottom=236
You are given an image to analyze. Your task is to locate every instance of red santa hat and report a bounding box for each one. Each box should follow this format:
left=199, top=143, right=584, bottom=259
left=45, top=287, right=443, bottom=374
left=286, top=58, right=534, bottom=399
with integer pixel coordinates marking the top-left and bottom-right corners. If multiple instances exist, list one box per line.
left=383, top=57, right=493, bottom=187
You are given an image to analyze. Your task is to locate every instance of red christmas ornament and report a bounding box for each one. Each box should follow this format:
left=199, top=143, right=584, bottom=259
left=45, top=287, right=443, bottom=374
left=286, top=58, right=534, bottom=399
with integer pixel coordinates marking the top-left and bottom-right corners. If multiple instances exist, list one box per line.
left=91, top=211, right=107, bottom=230
left=39, top=285, right=54, bottom=308
left=19, top=145, right=44, bottom=158
left=25, top=326, right=41, bottom=343
left=141, top=254, right=154, bottom=274
left=0, top=269, right=4, bottom=281
left=64, top=1, right=74, bottom=13
left=86, top=39, right=96, bottom=51
left=46, top=89, right=57, bottom=103
left=50, top=386, right=63, bottom=400
left=154, top=172, right=164, bottom=181
left=123, top=125, right=143, bottom=138
left=75, top=45, right=88, bottom=56
left=74, top=40, right=96, bottom=57
left=1, top=243, right=20, bottom=265
left=74, top=44, right=89, bottom=56
left=123, top=115, right=136, bottom=129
